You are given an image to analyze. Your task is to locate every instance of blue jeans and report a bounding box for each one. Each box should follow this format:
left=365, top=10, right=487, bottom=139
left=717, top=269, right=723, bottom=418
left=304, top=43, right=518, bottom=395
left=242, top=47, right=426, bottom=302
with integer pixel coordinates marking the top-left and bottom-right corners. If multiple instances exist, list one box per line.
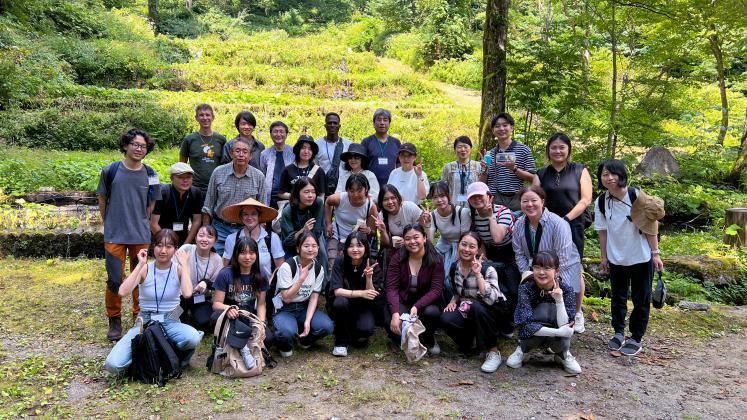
left=213, top=217, right=241, bottom=256
left=104, top=314, right=204, bottom=375
left=273, top=301, right=334, bottom=352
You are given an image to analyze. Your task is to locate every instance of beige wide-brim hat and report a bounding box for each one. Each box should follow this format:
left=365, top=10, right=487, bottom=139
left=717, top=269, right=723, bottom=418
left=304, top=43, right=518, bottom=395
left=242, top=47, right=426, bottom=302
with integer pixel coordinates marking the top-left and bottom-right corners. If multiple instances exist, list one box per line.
left=222, top=198, right=278, bottom=224
left=630, top=190, right=665, bottom=236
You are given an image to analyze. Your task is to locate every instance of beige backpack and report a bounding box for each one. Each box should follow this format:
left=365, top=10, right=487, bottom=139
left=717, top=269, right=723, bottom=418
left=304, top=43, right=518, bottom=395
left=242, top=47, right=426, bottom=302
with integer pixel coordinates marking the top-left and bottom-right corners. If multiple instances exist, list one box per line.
left=208, top=308, right=266, bottom=378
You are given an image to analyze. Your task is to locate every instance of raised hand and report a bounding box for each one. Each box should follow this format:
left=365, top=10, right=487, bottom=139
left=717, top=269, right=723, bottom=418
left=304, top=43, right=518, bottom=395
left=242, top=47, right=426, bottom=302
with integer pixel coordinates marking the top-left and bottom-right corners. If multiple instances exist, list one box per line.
left=363, top=261, right=378, bottom=279
left=175, top=249, right=190, bottom=266
left=137, top=249, right=148, bottom=265
left=471, top=257, right=482, bottom=276
left=549, top=277, right=563, bottom=300
left=304, top=218, right=316, bottom=232
left=371, top=214, right=386, bottom=232
left=414, top=163, right=423, bottom=178
left=298, top=263, right=313, bottom=282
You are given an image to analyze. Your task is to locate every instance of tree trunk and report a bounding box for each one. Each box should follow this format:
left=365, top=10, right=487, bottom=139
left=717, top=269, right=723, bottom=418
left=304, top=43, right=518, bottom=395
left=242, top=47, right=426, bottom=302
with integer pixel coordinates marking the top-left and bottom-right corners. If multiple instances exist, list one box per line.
left=479, top=0, right=510, bottom=152
left=606, top=0, right=618, bottom=158
left=148, top=0, right=158, bottom=29
left=731, top=106, right=747, bottom=186
left=724, top=208, right=747, bottom=247
left=581, top=0, right=591, bottom=103
left=709, top=28, right=728, bottom=146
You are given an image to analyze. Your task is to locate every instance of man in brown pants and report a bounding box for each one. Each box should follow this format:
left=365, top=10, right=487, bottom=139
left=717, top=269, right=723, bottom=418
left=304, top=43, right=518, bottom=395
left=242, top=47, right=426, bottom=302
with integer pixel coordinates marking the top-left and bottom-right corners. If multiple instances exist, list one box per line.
left=97, top=129, right=160, bottom=341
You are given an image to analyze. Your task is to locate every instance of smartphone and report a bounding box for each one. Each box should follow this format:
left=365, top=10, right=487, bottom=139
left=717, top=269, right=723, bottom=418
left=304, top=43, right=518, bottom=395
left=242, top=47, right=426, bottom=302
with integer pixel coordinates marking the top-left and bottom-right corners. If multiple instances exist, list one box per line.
left=495, top=152, right=516, bottom=163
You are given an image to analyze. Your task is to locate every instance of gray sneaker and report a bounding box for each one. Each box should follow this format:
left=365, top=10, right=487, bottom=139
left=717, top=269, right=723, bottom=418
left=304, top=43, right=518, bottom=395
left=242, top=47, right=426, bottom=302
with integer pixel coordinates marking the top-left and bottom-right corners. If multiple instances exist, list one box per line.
left=608, top=333, right=625, bottom=351
left=620, top=339, right=642, bottom=356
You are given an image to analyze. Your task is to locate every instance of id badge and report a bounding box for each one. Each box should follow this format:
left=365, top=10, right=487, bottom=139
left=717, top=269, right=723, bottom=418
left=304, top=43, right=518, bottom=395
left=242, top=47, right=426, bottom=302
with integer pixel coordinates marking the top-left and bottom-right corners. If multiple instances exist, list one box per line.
left=457, top=194, right=467, bottom=203
left=172, top=222, right=184, bottom=232
left=272, top=295, right=284, bottom=313
left=193, top=293, right=206, bottom=304
left=148, top=175, right=160, bottom=186
left=151, top=313, right=165, bottom=323
left=377, top=157, right=389, bottom=165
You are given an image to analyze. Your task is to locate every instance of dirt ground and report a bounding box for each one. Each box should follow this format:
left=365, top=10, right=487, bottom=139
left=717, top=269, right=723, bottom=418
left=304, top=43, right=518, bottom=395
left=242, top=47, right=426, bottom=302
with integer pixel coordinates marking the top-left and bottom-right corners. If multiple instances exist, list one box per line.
left=1, top=259, right=746, bottom=419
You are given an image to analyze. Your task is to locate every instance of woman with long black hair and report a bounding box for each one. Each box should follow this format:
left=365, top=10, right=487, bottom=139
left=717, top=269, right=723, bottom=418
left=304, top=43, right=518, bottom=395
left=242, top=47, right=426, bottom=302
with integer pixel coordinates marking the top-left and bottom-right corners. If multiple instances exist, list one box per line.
left=329, top=231, right=384, bottom=357
left=385, top=224, right=444, bottom=355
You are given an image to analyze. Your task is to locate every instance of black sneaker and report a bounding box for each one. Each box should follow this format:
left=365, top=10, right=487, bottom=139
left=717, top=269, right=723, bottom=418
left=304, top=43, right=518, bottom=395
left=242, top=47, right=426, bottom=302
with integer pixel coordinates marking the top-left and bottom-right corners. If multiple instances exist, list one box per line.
left=608, top=334, right=625, bottom=351
left=620, top=339, right=642, bottom=356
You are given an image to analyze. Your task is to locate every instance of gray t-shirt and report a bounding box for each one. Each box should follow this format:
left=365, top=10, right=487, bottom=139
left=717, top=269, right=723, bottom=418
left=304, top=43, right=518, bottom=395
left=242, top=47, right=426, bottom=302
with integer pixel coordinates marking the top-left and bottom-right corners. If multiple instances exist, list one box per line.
left=97, top=162, right=159, bottom=244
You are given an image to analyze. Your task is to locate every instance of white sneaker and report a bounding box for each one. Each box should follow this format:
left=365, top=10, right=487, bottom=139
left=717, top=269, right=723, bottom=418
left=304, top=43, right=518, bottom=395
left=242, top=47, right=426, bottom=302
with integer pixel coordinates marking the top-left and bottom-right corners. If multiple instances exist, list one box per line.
left=574, top=312, right=586, bottom=334
left=480, top=351, right=502, bottom=373
left=506, top=346, right=529, bottom=368
left=428, top=340, right=441, bottom=356
left=555, top=351, right=582, bottom=374
left=332, top=346, right=348, bottom=357
left=280, top=349, right=293, bottom=358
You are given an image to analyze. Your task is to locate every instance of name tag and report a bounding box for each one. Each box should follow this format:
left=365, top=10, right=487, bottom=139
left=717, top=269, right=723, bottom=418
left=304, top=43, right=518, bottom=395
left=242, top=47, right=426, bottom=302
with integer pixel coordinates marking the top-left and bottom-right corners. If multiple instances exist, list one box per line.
left=377, top=157, right=389, bottom=165
left=151, top=313, right=165, bottom=323
left=457, top=194, right=467, bottom=203
left=172, top=222, right=184, bottom=232
left=193, top=293, right=206, bottom=304
left=148, top=175, right=160, bottom=186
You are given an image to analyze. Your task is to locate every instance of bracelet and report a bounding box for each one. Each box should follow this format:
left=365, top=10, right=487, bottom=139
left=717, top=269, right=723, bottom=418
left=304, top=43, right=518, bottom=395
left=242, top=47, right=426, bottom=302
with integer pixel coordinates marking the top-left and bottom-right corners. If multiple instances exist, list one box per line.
left=651, top=249, right=661, bottom=255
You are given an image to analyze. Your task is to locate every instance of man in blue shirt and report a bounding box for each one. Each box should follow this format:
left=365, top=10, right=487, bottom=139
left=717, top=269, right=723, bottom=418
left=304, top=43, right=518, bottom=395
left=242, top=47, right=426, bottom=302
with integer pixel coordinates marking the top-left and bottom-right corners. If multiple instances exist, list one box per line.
left=361, top=108, right=401, bottom=188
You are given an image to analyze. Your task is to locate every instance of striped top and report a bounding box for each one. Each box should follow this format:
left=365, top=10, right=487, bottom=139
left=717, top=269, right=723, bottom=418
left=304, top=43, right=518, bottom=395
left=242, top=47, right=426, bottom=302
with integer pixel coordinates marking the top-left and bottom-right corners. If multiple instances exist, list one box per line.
left=485, top=141, right=536, bottom=195
left=512, top=209, right=582, bottom=291
left=452, top=263, right=504, bottom=306
left=472, top=205, right=514, bottom=248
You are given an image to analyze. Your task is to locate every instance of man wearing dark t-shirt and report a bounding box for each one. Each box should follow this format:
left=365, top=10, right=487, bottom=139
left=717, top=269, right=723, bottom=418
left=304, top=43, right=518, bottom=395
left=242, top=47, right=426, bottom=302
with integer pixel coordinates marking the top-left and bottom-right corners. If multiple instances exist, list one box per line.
left=97, top=129, right=160, bottom=342
left=179, top=103, right=227, bottom=193
left=151, top=162, right=203, bottom=245
left=361, top=108, right=400, bottom=188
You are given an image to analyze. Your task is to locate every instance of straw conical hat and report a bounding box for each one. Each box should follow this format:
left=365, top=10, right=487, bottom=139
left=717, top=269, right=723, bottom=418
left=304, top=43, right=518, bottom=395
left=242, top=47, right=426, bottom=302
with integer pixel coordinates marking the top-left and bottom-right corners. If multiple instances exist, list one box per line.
left=222, top=198, right=278, bottom=224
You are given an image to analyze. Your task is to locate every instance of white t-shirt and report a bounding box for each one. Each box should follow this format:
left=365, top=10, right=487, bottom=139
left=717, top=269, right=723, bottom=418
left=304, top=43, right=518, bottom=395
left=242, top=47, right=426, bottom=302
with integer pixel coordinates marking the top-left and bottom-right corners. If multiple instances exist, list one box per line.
left=379, top=201, right=423, bottom=237
left=387, top=167, right=429, bottom=205
left=223, top=228, right=285, bottom=280
left=176, top=244, right=223, bottom=287
left=594, top=190, right=651, bottom=266
left=275, top=257, right=325, bottom=303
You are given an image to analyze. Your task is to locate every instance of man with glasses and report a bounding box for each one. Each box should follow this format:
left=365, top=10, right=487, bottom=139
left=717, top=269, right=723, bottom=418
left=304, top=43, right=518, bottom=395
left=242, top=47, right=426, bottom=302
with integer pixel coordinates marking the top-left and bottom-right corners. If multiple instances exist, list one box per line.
left=97, top=128, right=161, bottom=341
left=202, top=137, right=266, bottom=255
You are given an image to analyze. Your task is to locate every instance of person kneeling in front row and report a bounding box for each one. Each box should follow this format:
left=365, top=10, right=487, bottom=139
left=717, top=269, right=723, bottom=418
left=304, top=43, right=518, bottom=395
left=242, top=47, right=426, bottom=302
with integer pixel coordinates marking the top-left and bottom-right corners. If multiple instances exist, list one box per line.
left=506, top=251, right=581, bottom=374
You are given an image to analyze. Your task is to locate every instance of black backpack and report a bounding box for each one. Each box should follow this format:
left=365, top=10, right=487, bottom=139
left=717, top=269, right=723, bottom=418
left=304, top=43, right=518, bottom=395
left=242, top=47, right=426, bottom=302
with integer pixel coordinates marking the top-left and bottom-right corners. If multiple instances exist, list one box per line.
left=127, top=320, right=185, bottom=387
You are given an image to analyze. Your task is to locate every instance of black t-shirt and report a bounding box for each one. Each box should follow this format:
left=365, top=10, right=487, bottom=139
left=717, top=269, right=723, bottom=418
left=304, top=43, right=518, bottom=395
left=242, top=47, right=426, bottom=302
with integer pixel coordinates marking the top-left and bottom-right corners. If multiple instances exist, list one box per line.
left=279, top=163, right=328, bottom=197
left=213, top=267, right=269, bottom=312
left=328, top=257, right=383, bottom=293
left=153, top=185, right=204, bottom=244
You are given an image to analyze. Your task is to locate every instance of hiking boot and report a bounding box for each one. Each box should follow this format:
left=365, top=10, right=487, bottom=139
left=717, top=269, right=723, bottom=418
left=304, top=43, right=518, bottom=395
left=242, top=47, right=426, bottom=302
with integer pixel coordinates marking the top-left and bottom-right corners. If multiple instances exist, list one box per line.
left=506, top=346, right=529, bottom=368
left=480, top=351, right=502, bottom=373
left=554, top=351, right=582, bottom=374
left=620, top=339, right=642, bottom=356
left=332, top=346, right=348, bottom=357
left=107, top=317, right=122, bottom=341
left=573, top=311, right=586, bottom=334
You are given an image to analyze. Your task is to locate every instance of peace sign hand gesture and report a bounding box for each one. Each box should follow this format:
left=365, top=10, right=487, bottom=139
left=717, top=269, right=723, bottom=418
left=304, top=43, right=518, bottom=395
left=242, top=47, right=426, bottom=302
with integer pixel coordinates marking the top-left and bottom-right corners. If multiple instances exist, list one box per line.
left=471, top=257, right=482, bottom=276
left=363, top=261, right=378, bottom=280
left=549, top=277, right=563, bottom=301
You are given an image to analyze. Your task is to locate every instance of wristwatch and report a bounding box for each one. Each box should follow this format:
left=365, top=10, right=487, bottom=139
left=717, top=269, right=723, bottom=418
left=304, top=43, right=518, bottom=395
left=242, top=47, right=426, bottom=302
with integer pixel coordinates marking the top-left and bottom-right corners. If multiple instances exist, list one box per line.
left=651, top=249, right=661, bottom=255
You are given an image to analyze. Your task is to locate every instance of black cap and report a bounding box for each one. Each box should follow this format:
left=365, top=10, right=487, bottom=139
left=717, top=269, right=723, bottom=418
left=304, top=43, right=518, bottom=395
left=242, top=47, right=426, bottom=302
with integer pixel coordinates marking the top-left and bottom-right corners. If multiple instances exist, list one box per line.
left=398, top=143, right=417, bottom=155
left=226, top=318, right=253, bottom=348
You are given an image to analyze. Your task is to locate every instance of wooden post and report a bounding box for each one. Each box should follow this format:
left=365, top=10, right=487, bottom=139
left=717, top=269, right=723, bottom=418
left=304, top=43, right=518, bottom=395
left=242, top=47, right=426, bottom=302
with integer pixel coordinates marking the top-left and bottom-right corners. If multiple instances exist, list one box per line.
left=724, top=208, right=747, bottom=247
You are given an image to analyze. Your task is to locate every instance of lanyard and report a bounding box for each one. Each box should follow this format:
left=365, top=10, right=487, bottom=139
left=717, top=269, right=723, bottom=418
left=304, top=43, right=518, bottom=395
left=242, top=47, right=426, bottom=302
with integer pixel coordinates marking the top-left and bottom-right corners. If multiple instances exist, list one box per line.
left=194, top=252, right=210, bottom=282
left=377, top=137, right=388, bottom=157
left=524, top=220, right=543, bottom=258
left=152, top=263, right=173, bottom=313
left=458, top=163, right=470, bottom=194
left=325, top=138, right=333, bottom=164
left=170, top=185, right=190, bottom=221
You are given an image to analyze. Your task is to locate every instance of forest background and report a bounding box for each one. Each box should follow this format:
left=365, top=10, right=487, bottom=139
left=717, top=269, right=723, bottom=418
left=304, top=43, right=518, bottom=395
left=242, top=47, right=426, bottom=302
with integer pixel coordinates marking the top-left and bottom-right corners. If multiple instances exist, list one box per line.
left=0, top=0, right=746, bottom=417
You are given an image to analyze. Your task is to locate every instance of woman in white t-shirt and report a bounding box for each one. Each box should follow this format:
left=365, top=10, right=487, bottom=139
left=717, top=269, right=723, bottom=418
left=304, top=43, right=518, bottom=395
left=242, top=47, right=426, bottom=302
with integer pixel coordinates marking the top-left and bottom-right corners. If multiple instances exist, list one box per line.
left=177, top=225, right=223, bottom=332
left=273, top=232, right=335, bottom=357
left=595, top=159, right=663, bottom=357
left=221, top=198, right=285, bottom=281
left=386, top=142, right=429, bottom=205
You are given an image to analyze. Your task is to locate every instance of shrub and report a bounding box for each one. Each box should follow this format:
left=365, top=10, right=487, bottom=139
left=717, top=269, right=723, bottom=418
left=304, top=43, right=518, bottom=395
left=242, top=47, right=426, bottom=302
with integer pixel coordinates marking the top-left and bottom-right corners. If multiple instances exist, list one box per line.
left=384, top=32, right=425, bottom=70
left=345, top=14, right=384, bottom=53
left=428, top=56, right=482, bottom=90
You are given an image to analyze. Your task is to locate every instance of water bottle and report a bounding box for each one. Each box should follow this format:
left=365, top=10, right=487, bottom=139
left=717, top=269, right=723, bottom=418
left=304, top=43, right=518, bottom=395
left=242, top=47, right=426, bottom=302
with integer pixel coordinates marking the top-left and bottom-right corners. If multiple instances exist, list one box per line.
left=240, top=345, right=255, bottom=369
left=484, top=153, right=493, bottom=166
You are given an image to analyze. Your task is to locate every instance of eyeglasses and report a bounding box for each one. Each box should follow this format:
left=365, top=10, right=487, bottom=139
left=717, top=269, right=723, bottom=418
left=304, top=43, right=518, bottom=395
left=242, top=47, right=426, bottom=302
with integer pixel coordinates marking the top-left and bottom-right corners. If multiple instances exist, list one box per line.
left=129, top=142, right=147, bottom=150
left=531, top=266, right=554, bottom=273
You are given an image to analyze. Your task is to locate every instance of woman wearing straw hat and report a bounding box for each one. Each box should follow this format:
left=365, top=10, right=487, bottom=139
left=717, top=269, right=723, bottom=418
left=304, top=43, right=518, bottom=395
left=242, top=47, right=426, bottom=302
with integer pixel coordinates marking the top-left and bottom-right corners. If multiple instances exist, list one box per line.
left=335, top=143, right=380, bottom=203
left=279, top=135, right=328, bottom=201
left=595, top=159, right=664, bottom=357
left=221, top=198, right=285, bottom=281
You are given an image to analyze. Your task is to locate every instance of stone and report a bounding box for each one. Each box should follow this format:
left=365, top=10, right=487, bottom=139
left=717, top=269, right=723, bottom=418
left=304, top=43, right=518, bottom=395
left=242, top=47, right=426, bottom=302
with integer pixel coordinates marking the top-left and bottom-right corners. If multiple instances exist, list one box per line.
left=665, top=255, right=741, bottom=286
left=636, top=146, right=680, bottom=178
left=678, top=301, right=712, bottom=311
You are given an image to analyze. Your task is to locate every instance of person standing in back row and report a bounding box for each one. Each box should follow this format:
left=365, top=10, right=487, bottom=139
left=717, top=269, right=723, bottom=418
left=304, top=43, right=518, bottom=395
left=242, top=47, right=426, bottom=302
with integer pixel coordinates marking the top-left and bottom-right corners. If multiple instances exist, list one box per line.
left=361, top=108, right=401, bottom=188
left=97, top=128, right=161, bottom=341
left=222, top=111, right=264, bottom=170
left=484, top=113, right=536, bottom=212
left=179, top=103, right=227, bottom=194
left=315, top=112, right=351, bottom=194
left=259, top=121, right=295, bottom=208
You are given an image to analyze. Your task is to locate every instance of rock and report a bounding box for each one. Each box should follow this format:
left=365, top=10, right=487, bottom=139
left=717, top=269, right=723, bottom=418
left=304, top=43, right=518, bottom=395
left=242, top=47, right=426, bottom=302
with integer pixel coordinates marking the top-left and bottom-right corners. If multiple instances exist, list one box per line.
left=636, top=146, right=680, bottom=178
left=666, top=255, right=741, bottom=286
left=678, top=301, right=712, bottom=311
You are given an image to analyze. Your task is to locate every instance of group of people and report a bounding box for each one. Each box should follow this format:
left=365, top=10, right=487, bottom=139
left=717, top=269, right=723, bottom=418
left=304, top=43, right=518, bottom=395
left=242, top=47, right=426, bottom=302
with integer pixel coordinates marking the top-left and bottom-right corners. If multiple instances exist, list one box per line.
left=100, top=104, right=664, bottom=377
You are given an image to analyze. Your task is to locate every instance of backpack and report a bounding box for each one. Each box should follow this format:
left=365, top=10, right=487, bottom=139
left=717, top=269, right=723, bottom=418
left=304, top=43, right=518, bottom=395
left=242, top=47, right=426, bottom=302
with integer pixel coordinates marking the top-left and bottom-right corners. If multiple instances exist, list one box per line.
left=127, top=319, right=184, bottom=387
left=597, top=187, right=638, bottom=218
left=104, top=161, right=158, bottom=206
left=207, top=309, right=267, bottom=378
left=232, top=223, right=276, bottom=271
